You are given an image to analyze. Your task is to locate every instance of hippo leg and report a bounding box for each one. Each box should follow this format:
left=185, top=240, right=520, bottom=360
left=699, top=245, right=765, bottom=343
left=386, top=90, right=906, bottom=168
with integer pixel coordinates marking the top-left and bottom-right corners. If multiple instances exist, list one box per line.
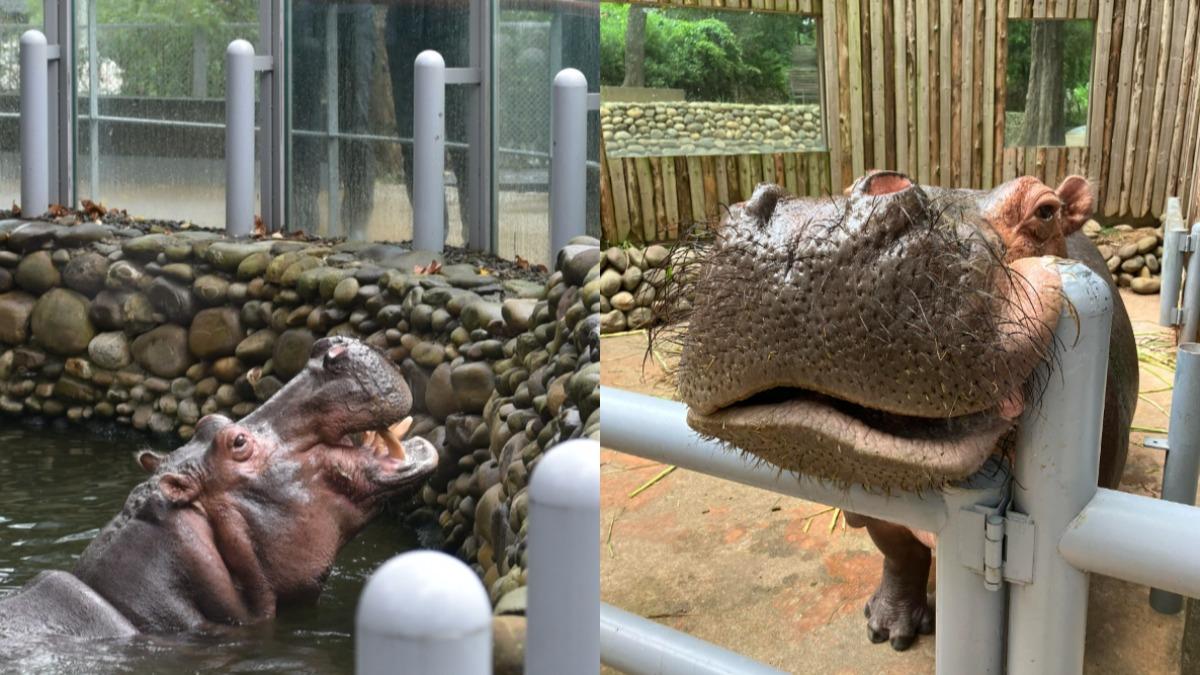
left=845, top=512, right=934, bottom=651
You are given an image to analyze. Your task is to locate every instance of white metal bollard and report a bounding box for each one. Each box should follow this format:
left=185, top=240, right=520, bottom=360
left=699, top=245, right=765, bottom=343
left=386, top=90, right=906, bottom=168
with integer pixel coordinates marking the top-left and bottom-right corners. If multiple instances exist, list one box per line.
left=1007, top=260, right=1113, bottom=675
left=225, top=39, right=256, bottom=237
left=1159, top=197, right=1186, bottom=327
left=413, top=50, right=446, bottom=253
left=356, top=550, right=492, bottom=675
left=550, top=68, right=588, bottom=261
left=20, top=30, right=49, bottom=217
left=1181, top=224, right=1200, bottom=344
left=526, top=439, right=601, bottom=675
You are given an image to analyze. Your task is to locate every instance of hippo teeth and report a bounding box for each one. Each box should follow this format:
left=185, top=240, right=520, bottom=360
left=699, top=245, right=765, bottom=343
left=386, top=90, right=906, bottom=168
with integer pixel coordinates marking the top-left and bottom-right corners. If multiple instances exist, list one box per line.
left=362, top=417, right=412, bottom=459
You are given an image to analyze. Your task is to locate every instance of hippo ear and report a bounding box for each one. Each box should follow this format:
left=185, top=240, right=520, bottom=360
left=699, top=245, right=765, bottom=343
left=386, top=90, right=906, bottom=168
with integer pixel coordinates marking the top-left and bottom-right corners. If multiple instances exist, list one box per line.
left=1055, top=175, right=1093, bottom=236
left=158, top=473, right=200, bottom=505
left=136, top=450, right=164, bottom=473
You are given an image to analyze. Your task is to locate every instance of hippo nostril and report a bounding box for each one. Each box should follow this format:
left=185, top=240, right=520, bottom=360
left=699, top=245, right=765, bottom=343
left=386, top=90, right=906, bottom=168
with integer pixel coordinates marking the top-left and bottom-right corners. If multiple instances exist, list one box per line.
left=324, top=345, right=348, bottom=369
left=861, top=171, right=914, bottom=197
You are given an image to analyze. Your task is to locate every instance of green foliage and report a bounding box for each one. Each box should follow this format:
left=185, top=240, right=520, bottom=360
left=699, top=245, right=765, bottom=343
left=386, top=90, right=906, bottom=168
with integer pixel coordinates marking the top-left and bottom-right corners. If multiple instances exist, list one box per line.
left=89, top=0, right=257, bottom=98
left=601, top=3, right=815, bottom=103
left=1005, top=19, right=1094, bottom=127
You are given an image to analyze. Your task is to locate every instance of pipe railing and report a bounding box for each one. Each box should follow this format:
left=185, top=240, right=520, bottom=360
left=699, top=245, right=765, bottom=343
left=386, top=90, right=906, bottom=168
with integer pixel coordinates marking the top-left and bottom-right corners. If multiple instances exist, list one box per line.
left=19, top=30, right=49, bottom=217
left=549, top=67, right=587, bottom=261
left=355, top=439, right=600, bottom=674
left=601, top=261, right=1200, bottom=675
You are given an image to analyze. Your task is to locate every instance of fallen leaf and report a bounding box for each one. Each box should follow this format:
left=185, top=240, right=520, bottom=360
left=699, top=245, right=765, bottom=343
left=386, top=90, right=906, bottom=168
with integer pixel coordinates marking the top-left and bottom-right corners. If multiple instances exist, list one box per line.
left=514, top=255, right=530, bottom=270
left=10, top=202, right=20, bottom=216
left=254, top=215, right=266, bottom=237
left=478, top=267, right=492, bottom=276
left=81, top=199, right=107, bottom=219
left=413, top=260, right=443, bottom=275
left=46, top=204, right=68, bottom=217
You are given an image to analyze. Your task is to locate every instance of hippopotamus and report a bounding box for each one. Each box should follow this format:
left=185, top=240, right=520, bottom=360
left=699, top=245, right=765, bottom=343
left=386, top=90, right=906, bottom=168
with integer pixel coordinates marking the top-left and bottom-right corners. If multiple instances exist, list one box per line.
left=0, top=336, right=437, bottom=637
left=667, top=171, right=1137, bottom=650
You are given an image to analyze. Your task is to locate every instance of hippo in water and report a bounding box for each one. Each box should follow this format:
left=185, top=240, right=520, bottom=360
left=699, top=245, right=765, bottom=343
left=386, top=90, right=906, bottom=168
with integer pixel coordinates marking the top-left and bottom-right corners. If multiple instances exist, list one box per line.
left=0, top=336, right=437, bottom=637
left=664, top=172, right=1137, bottom=651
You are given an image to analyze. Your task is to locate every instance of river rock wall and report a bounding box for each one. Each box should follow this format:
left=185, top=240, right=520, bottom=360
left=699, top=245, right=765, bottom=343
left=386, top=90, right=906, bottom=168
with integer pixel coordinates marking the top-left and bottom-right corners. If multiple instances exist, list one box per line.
left=601, top=101, right=824, bottom=157
left=0, top=217, right=600, bottom=605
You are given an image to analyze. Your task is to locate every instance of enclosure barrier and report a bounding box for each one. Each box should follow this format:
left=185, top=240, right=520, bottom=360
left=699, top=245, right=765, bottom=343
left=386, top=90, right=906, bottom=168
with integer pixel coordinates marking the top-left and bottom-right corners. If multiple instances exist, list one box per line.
left=600, top=261, right=1200, bottom=675
left=355, top=439, right=600, bottom=674
left=19, top=30, right=50, bottom=217
left=224, top=39, right=275, bottom=237
left=356, top=550, right=493, bottom=674
left=549, top=68, right=588, bottom=261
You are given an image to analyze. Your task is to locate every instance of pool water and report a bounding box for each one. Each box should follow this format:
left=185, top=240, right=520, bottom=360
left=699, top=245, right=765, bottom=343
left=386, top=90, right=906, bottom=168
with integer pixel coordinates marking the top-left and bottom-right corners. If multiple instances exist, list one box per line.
left=0, top=423, right=416, bottom=674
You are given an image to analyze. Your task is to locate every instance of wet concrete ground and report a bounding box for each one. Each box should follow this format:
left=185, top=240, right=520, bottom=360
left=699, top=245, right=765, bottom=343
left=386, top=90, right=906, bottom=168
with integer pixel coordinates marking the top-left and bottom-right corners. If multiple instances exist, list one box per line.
left=600, top=289, right=1183, bottom=674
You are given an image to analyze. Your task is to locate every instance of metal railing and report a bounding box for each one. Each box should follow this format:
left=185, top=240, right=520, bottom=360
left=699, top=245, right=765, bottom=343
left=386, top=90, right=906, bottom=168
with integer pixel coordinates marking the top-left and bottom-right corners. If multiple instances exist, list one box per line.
left=600, top=260, right=1200, bottom=675
left=355, top=439, right=600, bottom=675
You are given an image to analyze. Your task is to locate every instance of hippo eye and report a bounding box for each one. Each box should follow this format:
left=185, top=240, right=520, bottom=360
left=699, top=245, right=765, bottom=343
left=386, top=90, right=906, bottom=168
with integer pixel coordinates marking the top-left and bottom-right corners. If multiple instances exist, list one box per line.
left=233, top=433, right=247, bottom=449
left=1036, top=204, right=1057, bottom=220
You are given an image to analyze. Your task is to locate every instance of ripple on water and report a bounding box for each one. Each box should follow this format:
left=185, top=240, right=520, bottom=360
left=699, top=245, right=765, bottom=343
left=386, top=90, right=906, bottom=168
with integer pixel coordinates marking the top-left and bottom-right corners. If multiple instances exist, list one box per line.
left=0, top=425, right=416, bottom=674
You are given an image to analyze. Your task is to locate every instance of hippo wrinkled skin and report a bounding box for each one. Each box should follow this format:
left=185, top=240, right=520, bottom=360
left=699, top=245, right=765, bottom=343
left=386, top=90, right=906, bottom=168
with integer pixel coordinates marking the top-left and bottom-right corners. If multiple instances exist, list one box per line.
left=0, top=336, right=437, bottom=637
left=669, top=172, right=1137, bottom=650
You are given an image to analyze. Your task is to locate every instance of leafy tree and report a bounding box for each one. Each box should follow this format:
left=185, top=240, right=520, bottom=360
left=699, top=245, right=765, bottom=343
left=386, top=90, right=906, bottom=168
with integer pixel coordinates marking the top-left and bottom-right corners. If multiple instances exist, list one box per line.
left=601, top=3, right=814, bottom=104
left=1006, top=19, right=1093, bottom=131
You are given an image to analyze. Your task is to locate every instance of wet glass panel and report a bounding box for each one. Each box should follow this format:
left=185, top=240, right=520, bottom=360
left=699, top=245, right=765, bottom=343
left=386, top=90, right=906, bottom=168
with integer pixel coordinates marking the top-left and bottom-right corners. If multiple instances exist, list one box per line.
left=600, top=4, right=823, bottom=158
left=1004, top=19, right=1094, bottom=148
left=496, top=0, right=600, bottom=265
left=287, top=2, right=471, bottom=245
left=73, top=0, right=259, bottom=224
left=0, top=1, right=42, bottom=204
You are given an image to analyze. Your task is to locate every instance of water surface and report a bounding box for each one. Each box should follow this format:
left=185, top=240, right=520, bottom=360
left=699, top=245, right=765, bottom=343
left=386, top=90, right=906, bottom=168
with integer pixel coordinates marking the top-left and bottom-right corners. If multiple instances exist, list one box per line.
left=0, top=423, right=413, bottom=674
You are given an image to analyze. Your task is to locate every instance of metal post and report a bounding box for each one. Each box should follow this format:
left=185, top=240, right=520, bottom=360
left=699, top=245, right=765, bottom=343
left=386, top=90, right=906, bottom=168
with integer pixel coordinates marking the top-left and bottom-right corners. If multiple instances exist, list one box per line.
left=259, top=0, right=285, bottom=232
left=87, top=0, right=100, bottom=202
left=1007, top=261, right=1113, bottom=675
left=20, top=30, right=49, bottom=217
left=599, top=604, right=786, bottom=675
left=356, top=550, right=492, bottom=675
left=935, top=462, right=1009, bottom=675
left=1150, top=342, right=1200, bottom=613
left=323, top=5, right=342, bottom=239
left=226, top=40, right=256, bottom=237
left=43, top=0, right=73, bottom=208
left=413, top=50, right=446, bottom=253
left=550, top=68, right=588, bottom=262
left=526, top=439, right=600, bottom=675
left=1181, top=224, right=1200, bottom=344
left=467, top=0, right=495, bottom=253
left=1159, top=197, right=1186, bottom=327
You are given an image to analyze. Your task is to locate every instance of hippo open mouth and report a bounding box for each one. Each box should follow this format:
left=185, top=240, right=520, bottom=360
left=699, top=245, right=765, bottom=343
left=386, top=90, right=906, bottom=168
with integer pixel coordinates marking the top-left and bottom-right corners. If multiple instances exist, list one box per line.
left=666, top=174, right=1070, bottom=490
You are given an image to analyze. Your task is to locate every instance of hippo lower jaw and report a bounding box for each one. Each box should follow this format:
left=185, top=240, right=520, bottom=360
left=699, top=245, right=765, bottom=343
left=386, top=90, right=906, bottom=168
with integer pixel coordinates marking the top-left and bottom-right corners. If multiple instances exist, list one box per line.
left=687, top=390, right=1017, bottom=488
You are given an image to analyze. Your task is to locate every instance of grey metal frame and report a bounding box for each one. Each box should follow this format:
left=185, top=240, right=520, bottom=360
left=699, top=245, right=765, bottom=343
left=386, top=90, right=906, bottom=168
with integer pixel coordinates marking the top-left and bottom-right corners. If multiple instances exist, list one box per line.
left=19, top=30, right=48, bottom=216
left=43, top=0, right=71, bottom=208
left=600, top=261, right=1200, bottom=674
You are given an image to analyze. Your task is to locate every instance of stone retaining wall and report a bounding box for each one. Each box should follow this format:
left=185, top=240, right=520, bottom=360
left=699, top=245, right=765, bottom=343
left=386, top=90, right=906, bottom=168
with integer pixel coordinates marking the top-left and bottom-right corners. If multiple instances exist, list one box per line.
left=0, top=217, right=601, bottom=606
left=601, top=101, right=824, bottom=157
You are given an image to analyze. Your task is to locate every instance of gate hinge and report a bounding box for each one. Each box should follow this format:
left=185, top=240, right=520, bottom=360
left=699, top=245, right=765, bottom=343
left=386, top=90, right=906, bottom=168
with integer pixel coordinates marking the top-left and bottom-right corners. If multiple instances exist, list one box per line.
left=957, top=504, right=1035, bottom=590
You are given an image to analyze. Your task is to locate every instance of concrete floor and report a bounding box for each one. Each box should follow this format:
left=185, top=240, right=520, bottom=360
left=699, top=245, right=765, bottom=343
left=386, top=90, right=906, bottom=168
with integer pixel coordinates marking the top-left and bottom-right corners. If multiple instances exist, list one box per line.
left=600, top=289, right=1184, bottom=674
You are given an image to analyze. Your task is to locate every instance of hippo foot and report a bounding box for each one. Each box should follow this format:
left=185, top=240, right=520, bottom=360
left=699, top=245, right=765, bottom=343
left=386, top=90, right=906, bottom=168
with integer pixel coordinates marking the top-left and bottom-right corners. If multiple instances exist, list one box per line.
left=863, top=589, right=933, bottom=651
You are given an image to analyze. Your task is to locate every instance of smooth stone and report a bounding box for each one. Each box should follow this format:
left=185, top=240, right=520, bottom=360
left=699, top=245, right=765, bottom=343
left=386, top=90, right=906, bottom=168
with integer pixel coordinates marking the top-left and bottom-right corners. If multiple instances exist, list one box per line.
left=557, top=245, right=601, bottom=287
left=1137, top=235, right=1158, bottom=255
left=0, top=291, right=36, bottom=344
left=425, top=363, right=459, bottom=420
left=600, top=309, right=627, bottom=333
left=211, top=357, right=245, bottom=383
left=451, top=362, right=495, bottom=414
left=1117, top=243, right=1139, bottom=259
left=60, top=252, right=108, bottom=297
left=501, top=299, right=537, bottom=333
left=205, top=241, right=272, bottom=272
left=235, top=329, right=277, bottom=364
left=610, top=291, right=635, bottom=312
left=604, top=247, right=629, bottom=272
left=89, top=290, right=155, bottom=335
left=122, top=234, right=174, bottom=260
left=1120, top=255, right=1145, bottom=273
left=31, top=288, right=93, bottom=355
left=237, top=251, right=272, bottom=281
left=147, top=277, right=196, bottom=325
left=15, top=251, right=60, bottom=293
left=88, top=332, right=131, bottom=369
left=130, top=325, right=190, bottom=378
left=461, top=301, right=503, bottom=333
left=644, top=244, right=670, bottom=268
left=56, top=222, right=113, bottom=247
left=1131, top=277, right=1161, bottom=295
left=193, top=274, right=231, bottom=306
left=334, top=277, right=360, bottom=307
left=627, top=307, right=653, bottom=329
left=273, top=328, right=315, bottom=379
left=8, top=222, right=64, bottom=251
left=598, top=269, right=621, bottom=296
left=0, top=268, right=10, bottom=292
left=105, top=260, right=144, bottom=290
left=502, top=279, right=545, bottom=299
left=188, top=307, right=243, bottom=359
left=412, top=341, right=445, bottom=368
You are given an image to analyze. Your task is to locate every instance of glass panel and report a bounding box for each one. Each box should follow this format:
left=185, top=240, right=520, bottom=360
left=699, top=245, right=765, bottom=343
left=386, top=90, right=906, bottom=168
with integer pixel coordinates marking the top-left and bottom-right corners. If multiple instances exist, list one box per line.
left=75, top=0, right=258, bottom=223
left=496, top=1, right=600, bottom=265
left=0, top=1, right=43, bottom=206
left=287, top=2, right=470, bottom=244
left=600, top=4, right=823, bottom=158
left=1004, top=19, right=1093, bottom=148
